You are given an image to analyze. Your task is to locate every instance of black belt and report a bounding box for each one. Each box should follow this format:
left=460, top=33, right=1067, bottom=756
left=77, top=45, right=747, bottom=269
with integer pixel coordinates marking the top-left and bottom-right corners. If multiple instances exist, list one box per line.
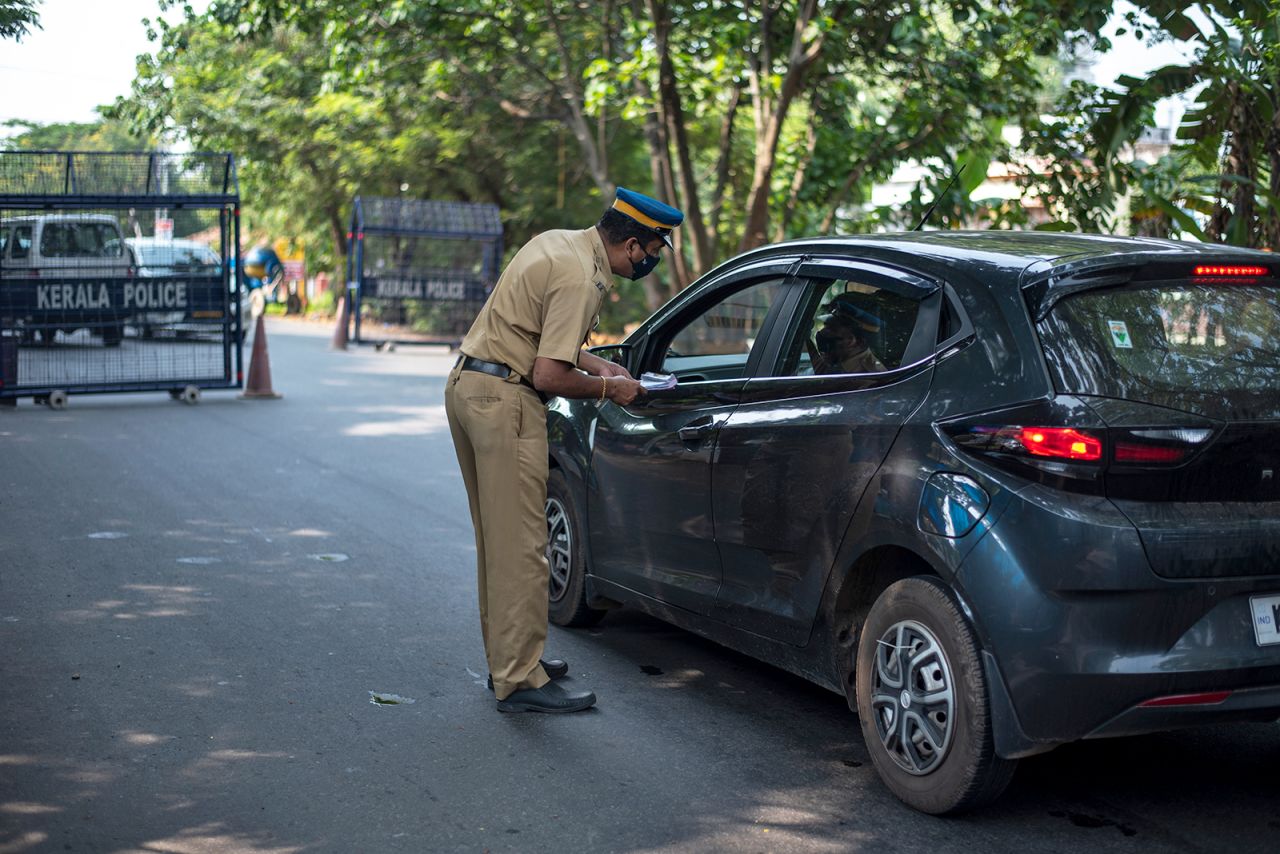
left=458, top=355, right=537, bottom=392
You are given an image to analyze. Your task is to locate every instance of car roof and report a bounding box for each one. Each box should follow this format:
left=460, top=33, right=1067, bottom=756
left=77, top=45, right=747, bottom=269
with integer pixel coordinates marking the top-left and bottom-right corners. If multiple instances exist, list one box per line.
left=706, top=231, right=1276, bottom=317
left=742, top=230, right=1265, bottom=271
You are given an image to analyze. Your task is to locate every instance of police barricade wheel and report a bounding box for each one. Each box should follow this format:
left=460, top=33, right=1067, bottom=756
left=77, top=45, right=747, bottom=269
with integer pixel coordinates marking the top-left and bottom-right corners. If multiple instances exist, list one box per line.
left=180, top=385, right=201, bottom=405
left=47, top=390, right=68, bottom=410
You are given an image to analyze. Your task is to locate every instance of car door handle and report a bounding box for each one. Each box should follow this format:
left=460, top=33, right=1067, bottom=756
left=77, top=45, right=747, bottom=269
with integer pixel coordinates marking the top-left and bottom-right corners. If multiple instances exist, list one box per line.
left=678, top=416, right=716, bottom=443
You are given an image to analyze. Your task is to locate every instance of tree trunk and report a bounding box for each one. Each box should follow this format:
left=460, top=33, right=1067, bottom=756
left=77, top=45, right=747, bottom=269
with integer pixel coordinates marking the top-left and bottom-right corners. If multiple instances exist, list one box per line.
left=329, top=206, right=348, bottom=287
left=709, top=83, right=742, bottom=244
left=637, top=75, right=690, bottom=296
left=543, top=0, right=613, bottom=198
left=774, top=95, right=821, bottom=243
left=738, top=0, right=825, bottom=252
left=1269, top=113, right=1280, bottom=250
left=648, top=0, right=712, bottom=277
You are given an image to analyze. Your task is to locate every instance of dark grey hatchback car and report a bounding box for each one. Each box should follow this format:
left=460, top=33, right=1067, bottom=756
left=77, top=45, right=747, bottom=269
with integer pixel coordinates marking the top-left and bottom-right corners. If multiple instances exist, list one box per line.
left=541, top=231, right=1280, bottom=813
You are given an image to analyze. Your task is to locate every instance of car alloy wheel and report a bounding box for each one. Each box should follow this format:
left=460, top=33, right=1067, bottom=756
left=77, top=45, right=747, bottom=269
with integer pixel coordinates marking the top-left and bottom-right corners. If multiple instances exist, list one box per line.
left=869, top=619, right=955, bottom=775
left=854, top=576, right=1016, bottom=814
left=544, top=469, right=608, bottom=628
left=545, top=496, right=572, bottom=604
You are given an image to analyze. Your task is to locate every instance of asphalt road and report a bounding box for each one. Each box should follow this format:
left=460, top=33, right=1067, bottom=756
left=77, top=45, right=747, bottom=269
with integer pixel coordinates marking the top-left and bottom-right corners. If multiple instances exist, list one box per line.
left=2, top=318, right=1277, bottom=853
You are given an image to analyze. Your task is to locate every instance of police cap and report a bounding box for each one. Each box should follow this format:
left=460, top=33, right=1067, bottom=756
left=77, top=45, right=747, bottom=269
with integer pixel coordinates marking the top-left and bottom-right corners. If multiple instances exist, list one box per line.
left=612, top=187, right=684, bottom=248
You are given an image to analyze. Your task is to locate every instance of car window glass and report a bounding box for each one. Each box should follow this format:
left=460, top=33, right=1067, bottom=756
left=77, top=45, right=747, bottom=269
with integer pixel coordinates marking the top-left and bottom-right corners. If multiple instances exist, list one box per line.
left=779, top=278, right=922, bottom=377
left=1040, top=281, right=1280, bottom=418
left=38, top=222, right=120, bottom=258
left=98, top=225, right=123, bottom=257
left=12, top=226, right=32, bottom=259
left=660, top=277, right=783, bottom=380
left=0, top=227, right=8, bottom=256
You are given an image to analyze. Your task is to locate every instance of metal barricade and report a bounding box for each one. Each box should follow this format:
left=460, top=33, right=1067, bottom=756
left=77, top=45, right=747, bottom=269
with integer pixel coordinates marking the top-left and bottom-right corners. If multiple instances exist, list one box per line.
left=346, top=196, right=502, bottom=347
left=0, top=151, right=243, bottom=406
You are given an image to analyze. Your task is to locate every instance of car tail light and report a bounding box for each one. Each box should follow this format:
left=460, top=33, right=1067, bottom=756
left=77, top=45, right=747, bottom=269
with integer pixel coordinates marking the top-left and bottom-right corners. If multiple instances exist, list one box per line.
left=1139, top=691, right=1231, bottom=707
left=939, top=401, right=1108, bottom=493
left=938, top=399, right=1218, bottom=494
left=1111, top=428, right=1212, bottom=466
left=1018, top=427, right=1102, bottom=461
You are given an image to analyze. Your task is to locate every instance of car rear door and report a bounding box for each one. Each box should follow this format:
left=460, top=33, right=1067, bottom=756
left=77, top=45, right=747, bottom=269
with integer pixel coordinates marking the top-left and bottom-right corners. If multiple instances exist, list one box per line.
left=710, top=259, right=942, bottom=644
left=587, top=261, right=795, bottom=615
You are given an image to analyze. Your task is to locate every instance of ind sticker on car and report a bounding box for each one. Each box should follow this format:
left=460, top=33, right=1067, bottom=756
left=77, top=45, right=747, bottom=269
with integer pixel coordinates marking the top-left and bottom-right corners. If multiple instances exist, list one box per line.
left=1107, top=319, right=1133, bottom=349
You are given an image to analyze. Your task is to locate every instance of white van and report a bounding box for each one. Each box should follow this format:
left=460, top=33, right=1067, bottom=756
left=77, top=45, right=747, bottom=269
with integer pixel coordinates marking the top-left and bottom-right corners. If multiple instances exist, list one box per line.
left=0, top=214, right=133, bottom=345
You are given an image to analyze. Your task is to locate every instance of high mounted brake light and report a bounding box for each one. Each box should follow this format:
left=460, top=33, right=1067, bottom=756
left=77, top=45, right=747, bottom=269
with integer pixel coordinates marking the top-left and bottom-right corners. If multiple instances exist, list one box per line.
left=1193, top=265, right=1268, bottom=277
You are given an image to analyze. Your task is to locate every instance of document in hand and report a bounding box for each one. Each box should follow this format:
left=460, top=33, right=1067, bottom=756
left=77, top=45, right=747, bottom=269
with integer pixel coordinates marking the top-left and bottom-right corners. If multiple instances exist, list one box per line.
left=640, top=372, right=678, bottom=391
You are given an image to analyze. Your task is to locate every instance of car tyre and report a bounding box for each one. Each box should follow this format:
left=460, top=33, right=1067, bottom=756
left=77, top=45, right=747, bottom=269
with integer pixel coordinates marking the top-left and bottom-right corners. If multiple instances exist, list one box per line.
left=854, top=576, right=1016, bottom=814
left=545, top=468, right=606, bottom=628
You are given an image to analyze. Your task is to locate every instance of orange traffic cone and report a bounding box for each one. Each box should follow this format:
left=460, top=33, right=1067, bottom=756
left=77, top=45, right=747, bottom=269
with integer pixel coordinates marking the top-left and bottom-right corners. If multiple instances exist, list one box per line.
left=239, top=314, right=283, bottom=400
left=331, top=295, right=350, bottom=351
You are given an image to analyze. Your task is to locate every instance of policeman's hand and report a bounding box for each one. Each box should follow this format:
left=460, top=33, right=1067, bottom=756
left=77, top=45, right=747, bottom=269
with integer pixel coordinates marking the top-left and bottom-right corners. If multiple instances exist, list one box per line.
left=596, top=361, right=634, bottom=380
left=605, top=376, right=645, bottom=406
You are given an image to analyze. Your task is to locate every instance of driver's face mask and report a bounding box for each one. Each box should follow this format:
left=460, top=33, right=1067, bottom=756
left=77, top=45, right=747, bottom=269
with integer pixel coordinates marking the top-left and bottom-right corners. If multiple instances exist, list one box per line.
left=815, top=330, right=850, bottom=355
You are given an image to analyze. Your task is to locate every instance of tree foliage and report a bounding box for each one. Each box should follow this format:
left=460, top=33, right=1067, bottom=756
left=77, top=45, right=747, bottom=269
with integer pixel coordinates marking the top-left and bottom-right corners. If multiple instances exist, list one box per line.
left=1, top=118, right=152, bottom=152
left=112, top=0, right=1148, bottom=323
left=1024, top=0, right=1280, bottom=248
left=0, top=0, right=40, bottom=42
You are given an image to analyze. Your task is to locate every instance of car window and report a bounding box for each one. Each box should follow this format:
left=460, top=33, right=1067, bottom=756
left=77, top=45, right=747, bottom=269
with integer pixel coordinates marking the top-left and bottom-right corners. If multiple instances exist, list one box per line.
left=1039, top=281, right=1280, bottom=416
left=659, top=277, right=784, bottom=380
left=11, top=226, right=32, bottom=259
left=133, top=243, right=221, bottom=269
left=777, top=277, right=923, bottom=377
left=39, top=222, right=122, bottom=258
left=0, top=227, right=8, bottom=257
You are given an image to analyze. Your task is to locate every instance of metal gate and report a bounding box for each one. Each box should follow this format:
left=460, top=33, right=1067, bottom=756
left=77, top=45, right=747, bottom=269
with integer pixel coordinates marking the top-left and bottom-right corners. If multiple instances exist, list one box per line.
left=0, top=151, right=242, bottom=405
left=346, top=196, right=502, bottom=346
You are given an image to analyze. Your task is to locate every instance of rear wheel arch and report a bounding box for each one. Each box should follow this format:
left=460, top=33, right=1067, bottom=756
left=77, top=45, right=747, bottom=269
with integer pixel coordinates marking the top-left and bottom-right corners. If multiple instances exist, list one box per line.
left=824, top=545, right=943, bottom=706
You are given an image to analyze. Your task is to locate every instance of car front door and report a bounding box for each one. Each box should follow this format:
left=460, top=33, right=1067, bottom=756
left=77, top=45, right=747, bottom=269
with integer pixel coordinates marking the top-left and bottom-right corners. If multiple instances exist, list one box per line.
left=587, top=264, right=794, bottom=615
left=710, top=259, right=943, bottom=644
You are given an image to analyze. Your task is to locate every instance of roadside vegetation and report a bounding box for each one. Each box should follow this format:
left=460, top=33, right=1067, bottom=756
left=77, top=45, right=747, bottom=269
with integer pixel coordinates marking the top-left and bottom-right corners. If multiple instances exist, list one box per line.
left=4, top=0, right=1275, bottom=334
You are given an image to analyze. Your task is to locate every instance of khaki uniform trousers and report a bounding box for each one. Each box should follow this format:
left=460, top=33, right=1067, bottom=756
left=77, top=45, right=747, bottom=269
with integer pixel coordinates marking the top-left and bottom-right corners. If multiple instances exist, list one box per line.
left=444, top=363, right=552, bottom=700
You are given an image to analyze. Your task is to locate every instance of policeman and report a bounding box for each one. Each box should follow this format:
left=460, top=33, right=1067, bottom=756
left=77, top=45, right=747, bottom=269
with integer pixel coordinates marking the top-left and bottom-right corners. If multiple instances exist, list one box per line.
left=445, top=187, right=684, bottom=713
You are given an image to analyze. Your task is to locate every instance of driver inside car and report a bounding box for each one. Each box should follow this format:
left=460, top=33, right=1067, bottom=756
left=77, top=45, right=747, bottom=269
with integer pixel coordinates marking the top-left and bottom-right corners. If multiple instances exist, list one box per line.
left=809, top=296, right=886, bottom=377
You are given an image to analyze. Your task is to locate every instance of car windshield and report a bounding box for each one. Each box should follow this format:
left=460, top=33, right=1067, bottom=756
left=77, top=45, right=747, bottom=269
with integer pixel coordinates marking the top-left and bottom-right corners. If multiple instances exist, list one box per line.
left=1038, top=281, right=1280, bottom=420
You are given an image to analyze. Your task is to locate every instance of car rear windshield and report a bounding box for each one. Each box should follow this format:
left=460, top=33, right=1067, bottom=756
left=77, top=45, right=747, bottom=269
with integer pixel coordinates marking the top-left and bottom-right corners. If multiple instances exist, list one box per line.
left=1038, top=281, right=1280, bottom=420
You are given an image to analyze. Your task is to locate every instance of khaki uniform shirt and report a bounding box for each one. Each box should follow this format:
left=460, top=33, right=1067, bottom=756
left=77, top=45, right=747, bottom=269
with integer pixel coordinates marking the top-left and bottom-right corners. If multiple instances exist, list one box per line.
left=837, top=346, right=886, bottom=375
left=460, top=228, right=612, bottom=381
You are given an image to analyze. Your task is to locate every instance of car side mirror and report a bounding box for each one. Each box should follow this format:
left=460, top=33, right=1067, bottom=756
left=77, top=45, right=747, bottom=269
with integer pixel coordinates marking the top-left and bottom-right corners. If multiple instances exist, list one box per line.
left=588, top=342, right=633, bottom=370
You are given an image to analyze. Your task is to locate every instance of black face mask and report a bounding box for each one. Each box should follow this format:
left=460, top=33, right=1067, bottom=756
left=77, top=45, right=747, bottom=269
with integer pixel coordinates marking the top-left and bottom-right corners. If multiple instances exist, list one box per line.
left=815, top=331, right=843, bottom=354
left=627, top=248, right=662, bottom=280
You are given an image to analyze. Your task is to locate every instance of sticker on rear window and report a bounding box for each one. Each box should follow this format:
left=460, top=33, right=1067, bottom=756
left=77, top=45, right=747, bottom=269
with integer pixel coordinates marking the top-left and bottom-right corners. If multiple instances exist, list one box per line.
left=1107, top=320, right=1133, bottom=349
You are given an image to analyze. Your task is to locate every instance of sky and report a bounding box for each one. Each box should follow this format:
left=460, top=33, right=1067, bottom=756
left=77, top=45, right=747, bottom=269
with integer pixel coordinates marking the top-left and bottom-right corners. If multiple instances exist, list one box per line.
left=0, top=0, right=207, bottom=131
left=0, top=0, right=1198, bottom=133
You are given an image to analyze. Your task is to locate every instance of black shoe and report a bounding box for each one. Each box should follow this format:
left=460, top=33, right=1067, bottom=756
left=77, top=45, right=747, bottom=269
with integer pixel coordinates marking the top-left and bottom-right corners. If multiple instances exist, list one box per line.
left=487, top=658, right=568, bottom=691
left=496, top=680, right=596, bottom=714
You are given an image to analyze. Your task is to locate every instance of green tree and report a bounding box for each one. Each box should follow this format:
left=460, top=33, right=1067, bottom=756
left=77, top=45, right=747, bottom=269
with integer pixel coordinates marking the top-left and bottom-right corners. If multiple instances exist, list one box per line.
left=1, top=118, right=152, bottom=151
left=0, top=0, right=40, bottom=41
left=118, top=0, right=1125, bottom=317
left=1029, top=0, right=1280, bottom=247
